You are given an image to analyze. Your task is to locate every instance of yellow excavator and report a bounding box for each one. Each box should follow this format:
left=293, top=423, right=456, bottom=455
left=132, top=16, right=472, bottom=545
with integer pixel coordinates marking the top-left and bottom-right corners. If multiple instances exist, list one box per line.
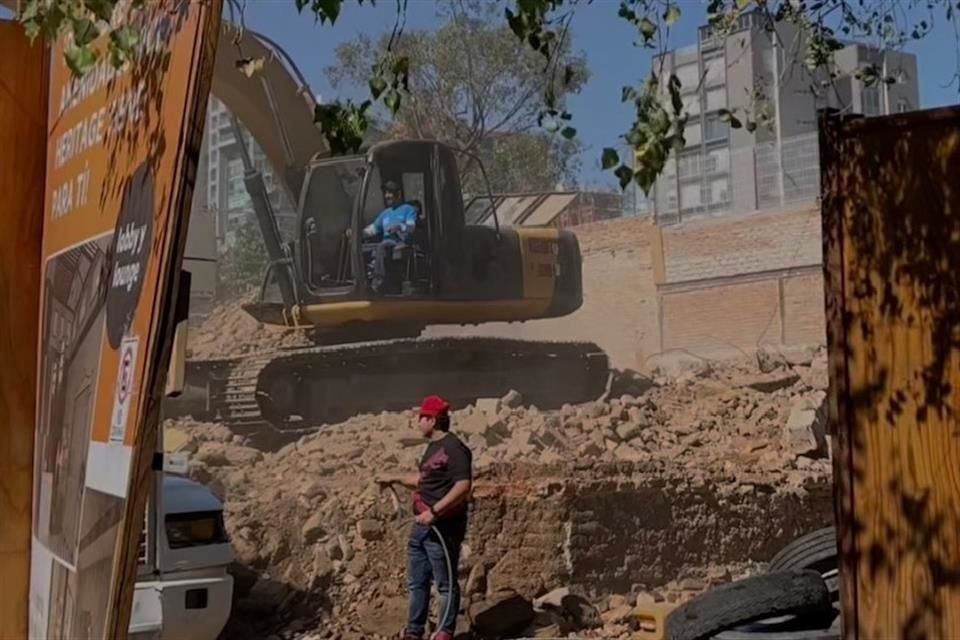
left=172, top=26, right=610, bottom=436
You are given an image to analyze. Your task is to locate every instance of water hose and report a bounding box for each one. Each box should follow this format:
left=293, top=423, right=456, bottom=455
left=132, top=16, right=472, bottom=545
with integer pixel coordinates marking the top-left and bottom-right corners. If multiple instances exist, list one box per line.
left=384, top=483, right=456, bottom=637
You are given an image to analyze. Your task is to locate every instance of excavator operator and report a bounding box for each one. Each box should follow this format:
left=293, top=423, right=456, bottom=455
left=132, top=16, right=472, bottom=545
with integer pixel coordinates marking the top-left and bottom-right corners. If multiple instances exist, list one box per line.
left=362, top=179, right=418, bottom=294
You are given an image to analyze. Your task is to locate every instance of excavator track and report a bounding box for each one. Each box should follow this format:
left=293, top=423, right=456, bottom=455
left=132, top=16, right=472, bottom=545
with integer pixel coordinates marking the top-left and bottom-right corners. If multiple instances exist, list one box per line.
left=173, top=336, right=610, bottom=440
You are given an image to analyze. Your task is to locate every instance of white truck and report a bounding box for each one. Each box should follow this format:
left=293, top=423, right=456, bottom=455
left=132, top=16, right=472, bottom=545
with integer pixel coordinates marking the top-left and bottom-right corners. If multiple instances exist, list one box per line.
left=129, top=472, right=234, bottom=640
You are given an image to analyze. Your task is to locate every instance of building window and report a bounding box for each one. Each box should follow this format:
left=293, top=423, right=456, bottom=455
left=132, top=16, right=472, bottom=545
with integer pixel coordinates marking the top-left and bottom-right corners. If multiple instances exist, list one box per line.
left=675, top=62, right=699, bottom=91
left=862, top=86, right=881, bottom=115
left=677, top=152, right=701, bottom=180
left=703, top=55, right=725, bottom=87
left=682, top=93, right=701, bottom=116
left=704, top=113, right=729, bottom=142
left=896, top=98, right=910, bottom=113
left=684, top=122, right=702, bottom=147
left=705, top=87, right=726, bottom=111
left=760, top=46, right=774, bottom=76
left=707, top=176, right=730, bottom=204
left=704, top=146, right=730, bottom=174
left=680, top=182, right=702, bottom=210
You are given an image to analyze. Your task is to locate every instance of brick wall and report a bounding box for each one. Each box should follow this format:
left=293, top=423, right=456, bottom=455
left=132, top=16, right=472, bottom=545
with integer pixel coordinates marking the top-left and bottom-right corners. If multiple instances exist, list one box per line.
left=655, top=207, right=826, bottom=358
left=467, top=471, right=834, bottom=598
left=660, top=207, right=823, bottom=285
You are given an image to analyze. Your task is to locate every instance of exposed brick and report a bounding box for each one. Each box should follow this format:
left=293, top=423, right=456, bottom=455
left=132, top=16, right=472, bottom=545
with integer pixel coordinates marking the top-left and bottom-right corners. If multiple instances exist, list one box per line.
left=661, top=207, right=822, bottom=285
left=782, top=272, right=826, bottom=345
left=661, top=280, right=783, bottom=356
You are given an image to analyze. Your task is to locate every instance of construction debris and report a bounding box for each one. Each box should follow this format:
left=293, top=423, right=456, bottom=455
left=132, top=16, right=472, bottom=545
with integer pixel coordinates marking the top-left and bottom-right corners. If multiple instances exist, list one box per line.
left=164, top=348, right=832, bottom=639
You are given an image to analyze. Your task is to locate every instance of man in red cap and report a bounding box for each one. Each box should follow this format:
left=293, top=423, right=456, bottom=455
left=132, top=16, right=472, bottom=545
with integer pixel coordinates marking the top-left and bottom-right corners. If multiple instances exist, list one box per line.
left=376, top=395, right=473, bottom=640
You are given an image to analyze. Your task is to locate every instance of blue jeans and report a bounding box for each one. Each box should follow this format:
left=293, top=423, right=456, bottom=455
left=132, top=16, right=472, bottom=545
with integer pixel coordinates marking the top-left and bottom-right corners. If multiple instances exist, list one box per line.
left=373, top=238, right=399, bottom=292
left=406, top=524, right=463, bottom=636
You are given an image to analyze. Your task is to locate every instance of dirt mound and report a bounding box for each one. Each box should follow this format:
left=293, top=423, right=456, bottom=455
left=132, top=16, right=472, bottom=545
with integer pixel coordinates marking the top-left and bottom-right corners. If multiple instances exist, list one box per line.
left=165, top=349, right=831, bottom=639
left=186, top=293, right=316, bottom=360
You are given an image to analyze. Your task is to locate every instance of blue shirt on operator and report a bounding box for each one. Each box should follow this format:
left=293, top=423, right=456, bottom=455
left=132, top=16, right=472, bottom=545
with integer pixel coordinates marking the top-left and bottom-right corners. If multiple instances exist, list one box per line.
left=363, top=203, right=417, bottom=242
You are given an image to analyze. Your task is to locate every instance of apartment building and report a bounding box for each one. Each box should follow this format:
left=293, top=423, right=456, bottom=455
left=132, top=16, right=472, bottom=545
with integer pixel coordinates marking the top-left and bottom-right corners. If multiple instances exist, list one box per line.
left=647, top=10, right=920, bottom=223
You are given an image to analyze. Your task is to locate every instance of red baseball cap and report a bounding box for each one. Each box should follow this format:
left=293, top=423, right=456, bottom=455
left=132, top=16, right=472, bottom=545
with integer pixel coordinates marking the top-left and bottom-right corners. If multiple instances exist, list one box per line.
left=419, top=395, right=450, bottom=418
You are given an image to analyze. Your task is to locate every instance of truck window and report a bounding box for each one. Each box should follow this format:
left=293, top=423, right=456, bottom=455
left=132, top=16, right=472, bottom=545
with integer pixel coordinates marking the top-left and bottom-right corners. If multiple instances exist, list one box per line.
left=165, top=510, right=228, bottom=549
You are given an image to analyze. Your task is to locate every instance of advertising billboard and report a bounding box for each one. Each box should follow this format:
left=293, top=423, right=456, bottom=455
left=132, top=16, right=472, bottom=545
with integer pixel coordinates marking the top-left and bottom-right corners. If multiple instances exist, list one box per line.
left=30, top=2, right=221, bottom=637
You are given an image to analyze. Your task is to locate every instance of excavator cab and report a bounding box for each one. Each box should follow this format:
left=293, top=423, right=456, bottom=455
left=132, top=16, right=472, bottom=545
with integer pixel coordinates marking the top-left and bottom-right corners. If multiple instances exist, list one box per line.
left=294, top=140, right=464, bottom=300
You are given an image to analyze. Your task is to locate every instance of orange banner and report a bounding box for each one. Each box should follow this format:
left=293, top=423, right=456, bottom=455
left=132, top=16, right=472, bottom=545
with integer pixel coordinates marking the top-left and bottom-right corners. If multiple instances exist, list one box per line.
left=30, top=3, right=220, bottom=638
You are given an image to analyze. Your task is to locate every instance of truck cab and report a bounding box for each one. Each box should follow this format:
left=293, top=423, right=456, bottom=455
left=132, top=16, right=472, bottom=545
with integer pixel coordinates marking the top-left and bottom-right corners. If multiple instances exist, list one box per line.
left=129, top=473, right=233, bottom=640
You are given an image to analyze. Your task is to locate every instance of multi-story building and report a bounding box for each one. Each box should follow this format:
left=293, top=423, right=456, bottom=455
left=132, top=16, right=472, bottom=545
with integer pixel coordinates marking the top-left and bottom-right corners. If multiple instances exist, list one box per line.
left=202, top=97, right=298, bottom=247
left=183, top=97, right=302, bottom=315
left=646, top=9, right=920, bottom=224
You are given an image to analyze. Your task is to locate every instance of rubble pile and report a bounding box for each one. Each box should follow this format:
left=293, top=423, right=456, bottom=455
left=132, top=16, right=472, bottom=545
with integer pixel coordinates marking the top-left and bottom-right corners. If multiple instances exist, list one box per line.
left=186, top=293, right=316, bottom=360
left=165, top=347, right=831, bottom=639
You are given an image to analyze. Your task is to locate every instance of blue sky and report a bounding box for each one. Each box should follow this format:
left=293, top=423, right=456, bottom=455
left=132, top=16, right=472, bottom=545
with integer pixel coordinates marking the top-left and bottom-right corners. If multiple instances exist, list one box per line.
left=4, top=1, right=958, bottom=185
left=238, top=0, right=960, bottom=187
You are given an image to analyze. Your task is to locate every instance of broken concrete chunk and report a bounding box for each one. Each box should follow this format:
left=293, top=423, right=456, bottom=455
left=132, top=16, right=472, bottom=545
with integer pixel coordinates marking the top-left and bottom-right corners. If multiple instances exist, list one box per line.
left=356, top=519, right=383, bottom=541
left=301, top=512, right=326, bottom=545
left=783, top=393, right=827, bottom=459
left=475, top=397, right=502, bottom=416
left=501, top=389, right=524, bottom=408
left=742, top=371, right=801, bottom=393
left=534, top=587, right=569, bottom=610
left=470, top=591, right=535, bottom=637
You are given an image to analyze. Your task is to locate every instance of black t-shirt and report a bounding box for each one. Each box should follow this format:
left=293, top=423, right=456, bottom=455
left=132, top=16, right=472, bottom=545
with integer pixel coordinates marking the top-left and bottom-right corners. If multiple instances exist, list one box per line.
left=413, top=432, right=472, bottom=533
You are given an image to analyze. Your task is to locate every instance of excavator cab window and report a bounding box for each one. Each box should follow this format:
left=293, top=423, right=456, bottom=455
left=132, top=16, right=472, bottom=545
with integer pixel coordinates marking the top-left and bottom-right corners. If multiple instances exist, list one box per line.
left=297, top=155, right=366, bottom=293
left=358, top=142, right=443, bottom=296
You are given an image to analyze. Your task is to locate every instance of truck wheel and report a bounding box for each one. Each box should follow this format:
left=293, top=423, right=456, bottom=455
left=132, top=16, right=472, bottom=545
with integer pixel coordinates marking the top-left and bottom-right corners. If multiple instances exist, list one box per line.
left=664, top=570, right=832, bottom=640
left=768, top=527, right=839, bottom=598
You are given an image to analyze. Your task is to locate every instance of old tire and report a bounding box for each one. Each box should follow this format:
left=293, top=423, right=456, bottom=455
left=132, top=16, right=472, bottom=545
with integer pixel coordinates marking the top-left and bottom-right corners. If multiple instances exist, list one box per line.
left=664, top=570, right=832, bottom=640
left=713, top=627, right=840, bottom=640
left=768, top=527, right=839, bottom=599
left=769, top=527, right=837, bottom=574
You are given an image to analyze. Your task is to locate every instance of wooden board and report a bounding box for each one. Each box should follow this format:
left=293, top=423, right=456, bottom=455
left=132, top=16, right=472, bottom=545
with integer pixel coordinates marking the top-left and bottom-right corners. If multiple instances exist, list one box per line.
left=820, top=106, right=960, bottom=638
left=0, top=20, right=47, bottom=640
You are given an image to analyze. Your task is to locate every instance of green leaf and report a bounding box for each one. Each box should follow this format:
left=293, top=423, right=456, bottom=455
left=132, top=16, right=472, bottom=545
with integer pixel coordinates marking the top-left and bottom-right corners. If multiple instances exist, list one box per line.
left=111, top=25, right=139, bottom=54
left=736, top=0, right=752, bottom=9
left=561, top=126, right=577, bottom=139
left=84, top=0, right=115, bottom=22
left=391, top=55, right=410, bottom=77
left=563, top=64, right=575, bottom=87
left=295, top=0, right=310, bottom=11
left=72, top=17, right=101, bottom=47
left=368, top=75, right=387, bottom=99
left=639, top=17, right=657, bottom=42
left=668, top=73, right=683, bottom=114
left=614, top=164, right=634, bottom=190
left=664, top=4, right=681, bottom=26
left=718, top=108, right=742, bottom=128
left=65, top=45, right=100, bottom=77
left=23, top=20, right=41, bottom=41
left=19, top=1, right=38, bottom=22
left=601, top=148, right=620, bottom=170
left=385, top=90, right=402, bottom=115
left=311, top=0, right=343, bottom=24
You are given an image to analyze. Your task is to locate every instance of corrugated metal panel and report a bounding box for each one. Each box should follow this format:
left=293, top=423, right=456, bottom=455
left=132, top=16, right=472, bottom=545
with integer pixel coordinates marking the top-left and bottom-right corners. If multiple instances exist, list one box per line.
left=496, top=195, right=540, bottom=226
left=519, top=193, right=577, bottom=226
